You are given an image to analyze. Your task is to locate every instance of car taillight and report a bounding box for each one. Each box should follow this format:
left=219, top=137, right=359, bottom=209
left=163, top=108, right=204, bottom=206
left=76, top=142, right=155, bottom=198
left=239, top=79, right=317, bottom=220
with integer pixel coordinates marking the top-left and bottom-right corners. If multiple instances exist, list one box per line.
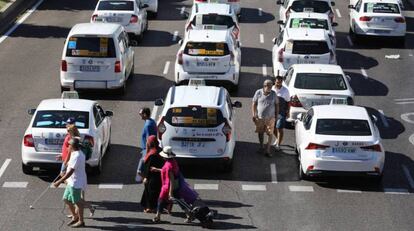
left=228, top=0, right=239, bottom=2
left=61, top=60, right=67, bottom=72
left=91, top=14, right=98, bottom=21
left=305, top=143, right=329, bottom=150
left=329, top=50, right=335, bottom=63
left=24, top=134, right=34, bottom=147
left=289, top=95, right=302, bottom=107
left=285, top=7, right=291, bottom=19
left=232, top=26, right=240, bottom=39
left=359, top=16, right=372, bottom=22
left=84, top=135, right=95, bottom=147
left=278, top=48, right=284, bottom=62
left=195, top=0, right=207, bottom=2
left=394, top=17, right=405, bottom=23
left=115, top=61, right=121, bottom=73
left=361, top=144, right=382, bottom=152
left=177, top=51, right=183, bottom=65
left=185, top=23, right=193, bottom=31
left=222, top=120, right=232, bottom=142
left=230, top=52, right=235, bottom=66
left=158, top=117, right=166, bottom=140
left=130, top=15, right=138, bottom=23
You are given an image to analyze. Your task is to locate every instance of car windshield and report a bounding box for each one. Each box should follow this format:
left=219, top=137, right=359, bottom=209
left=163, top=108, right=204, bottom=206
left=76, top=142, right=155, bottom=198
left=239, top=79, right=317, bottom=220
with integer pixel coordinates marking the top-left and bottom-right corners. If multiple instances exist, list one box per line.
left=193, top=14, right=235, bottom=28
left=290, top=18, right=329, bottom=30
left=184, top=42, right=230, bottom=56
left=291, top=0, right=331, bottom=13
left=294, top=73, right=347, bottom=90
left=292, top=40, right=329, bottom=54
left=164, top=107, right=225, bottom=128
left=316, top=119, right=372, bottom=136
left=98, top=1, right=134, bottom=11
left=33, top=111, right=89, bottom=129
left=66, top=37, right=116, bottom=58
left=364, top=3, right=400, bottom=14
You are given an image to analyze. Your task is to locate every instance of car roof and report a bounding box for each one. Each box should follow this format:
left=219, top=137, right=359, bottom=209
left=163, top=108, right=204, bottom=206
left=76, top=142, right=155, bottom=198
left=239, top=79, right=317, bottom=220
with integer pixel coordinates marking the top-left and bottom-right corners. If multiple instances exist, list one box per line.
left=36, top=99, right=96, bottom=112
left=187, top=29, right=228, bottom=42
left=362, top=0, right=399, bottom=3
left=291, top=64, right=343, bottom=74
left=69, top=23, right=121, bottom=36
left=288, top=12, right=330, bottom=20
left=170, top=86, right=224, bottom=108
left=194, top=3, right=232, bottom=15
left=290, top=0, right=332, bottom=4
left=313, top=105, right=369, bottom=120
left=285, top=28, right=327, bottom=40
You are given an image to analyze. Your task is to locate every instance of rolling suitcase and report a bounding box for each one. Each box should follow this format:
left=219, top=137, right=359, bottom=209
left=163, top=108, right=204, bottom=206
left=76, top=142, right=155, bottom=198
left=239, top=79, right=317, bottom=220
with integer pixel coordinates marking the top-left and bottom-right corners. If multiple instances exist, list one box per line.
left=172, top=197, right=215, bottom=228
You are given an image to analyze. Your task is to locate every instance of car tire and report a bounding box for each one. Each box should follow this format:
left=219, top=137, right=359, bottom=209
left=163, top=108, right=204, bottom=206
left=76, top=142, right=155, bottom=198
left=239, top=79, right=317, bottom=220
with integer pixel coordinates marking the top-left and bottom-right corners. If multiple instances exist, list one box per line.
left=60, top=86, right=70, bottom=93
left=91, top=149, right=103, bottom=175
left=115, top=80, right=127, bottom=95
left=220, top=159, right=233, bottom=173
left=129, top=60, right=134, bottom=79
left=397, top=36, right=405, bottom=48
left=371, top=173, right=383, bottom=184
left=149, top=12, right=157, bottom=19
left=298, top=155, right=307, bottom=180
left=22, top=163, right=33, bottom=175
left=229, top=83, right=238, bottom=93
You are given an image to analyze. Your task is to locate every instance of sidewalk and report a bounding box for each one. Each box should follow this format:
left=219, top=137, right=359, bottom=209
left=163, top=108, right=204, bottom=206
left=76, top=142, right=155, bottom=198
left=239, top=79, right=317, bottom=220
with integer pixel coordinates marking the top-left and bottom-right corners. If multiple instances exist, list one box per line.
left=0, top=0, right=38, bottom=34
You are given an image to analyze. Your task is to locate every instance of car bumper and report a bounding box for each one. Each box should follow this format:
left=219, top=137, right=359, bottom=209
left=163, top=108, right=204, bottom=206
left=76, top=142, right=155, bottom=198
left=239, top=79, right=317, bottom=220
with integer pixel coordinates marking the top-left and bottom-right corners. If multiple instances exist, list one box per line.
left=354, top=23, right=406, bottom=37
left=287, top=107, right=306, bottom=122
left=175, top=65, right=239, bottom=85
left=60, top=73, right=125, bottom=90
left=273, top=62, right=287, bottom=77
left=124, top=24, right=143, bottom=35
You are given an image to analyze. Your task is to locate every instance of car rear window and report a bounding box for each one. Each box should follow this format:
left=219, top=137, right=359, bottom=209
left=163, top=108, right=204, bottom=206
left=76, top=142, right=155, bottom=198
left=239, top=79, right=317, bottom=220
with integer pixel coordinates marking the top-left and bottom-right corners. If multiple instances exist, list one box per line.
left=316, top=119, right=372, bottom=136
left=97, top=1, right=134, bottom=11
left=294, top=73, right=347, bottom=90
left=33, top=111, right=89, bottom=129
left=164, top=107, right=225, bottom=128
left=291, top=0, right=331, bottom=13
left=192, top=14, right=235, bottom=29
left=184, top=42, right=230, bottom=56
left=290, top=18, right=329, bottom=30
left=364, top=3, right=400, bottom=14
left=292, top=41, right=329, bottom=54
left=66, top=37, right=116, bottom=58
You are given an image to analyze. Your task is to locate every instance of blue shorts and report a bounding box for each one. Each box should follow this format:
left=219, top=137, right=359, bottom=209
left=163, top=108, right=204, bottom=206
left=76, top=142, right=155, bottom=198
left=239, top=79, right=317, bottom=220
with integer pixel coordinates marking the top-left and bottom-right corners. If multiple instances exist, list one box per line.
left=275, top=115, right=286, bottom=129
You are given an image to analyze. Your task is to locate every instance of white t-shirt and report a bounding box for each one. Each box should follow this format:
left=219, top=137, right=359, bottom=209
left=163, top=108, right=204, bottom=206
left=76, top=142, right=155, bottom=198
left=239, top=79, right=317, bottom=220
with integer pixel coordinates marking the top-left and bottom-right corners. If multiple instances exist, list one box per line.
left=272, top=85, right=290, bottom=102
left=67, top=150, right=87, bottom=190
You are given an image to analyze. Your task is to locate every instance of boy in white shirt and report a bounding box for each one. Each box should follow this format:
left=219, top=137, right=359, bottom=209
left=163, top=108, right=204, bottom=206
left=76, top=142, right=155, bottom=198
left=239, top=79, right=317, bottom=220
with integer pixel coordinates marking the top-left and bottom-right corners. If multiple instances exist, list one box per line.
left=272, top=76, right=290, bottom=151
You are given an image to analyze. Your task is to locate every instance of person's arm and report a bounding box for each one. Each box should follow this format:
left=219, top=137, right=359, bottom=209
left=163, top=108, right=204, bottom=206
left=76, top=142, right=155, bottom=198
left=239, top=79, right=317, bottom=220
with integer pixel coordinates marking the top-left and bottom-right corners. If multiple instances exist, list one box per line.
left=54, top=168, right=74, bottom=187
left=275, top=94, right=279, bottom=119
left=286, top=91, right=291, bottom=118
left=168, top=170, right=175, bottom=199
left=252, top=101, right=258, bottom=122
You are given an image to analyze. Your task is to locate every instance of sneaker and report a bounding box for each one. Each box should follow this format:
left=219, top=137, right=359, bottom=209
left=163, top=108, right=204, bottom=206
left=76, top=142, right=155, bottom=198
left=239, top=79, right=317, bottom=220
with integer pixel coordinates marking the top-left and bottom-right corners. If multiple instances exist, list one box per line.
left=274, top=143, right=280, bottom=151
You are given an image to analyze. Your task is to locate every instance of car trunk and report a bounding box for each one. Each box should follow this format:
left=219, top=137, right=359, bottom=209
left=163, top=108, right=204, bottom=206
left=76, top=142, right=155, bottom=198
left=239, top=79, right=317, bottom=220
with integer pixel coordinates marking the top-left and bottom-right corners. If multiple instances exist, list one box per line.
left=95, top=10, right=135, bottom=26
left=183, top=42, right=231, bottom=74
left=284, top=40, right=331, bottom=68
left=298, top=93, right=351, bottom=110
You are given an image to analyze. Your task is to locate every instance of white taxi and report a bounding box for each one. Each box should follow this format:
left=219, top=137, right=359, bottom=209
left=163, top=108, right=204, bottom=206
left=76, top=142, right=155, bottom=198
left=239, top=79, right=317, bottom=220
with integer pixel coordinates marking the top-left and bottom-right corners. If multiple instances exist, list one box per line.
left=277, top=0, right=335, bottom=24
left=194, top=0, right=241, bottom=17
left=284, top=64, right=354, bottom=122
left=91, top=0, right=148, bottom=42
left=22, top=98, right=113, bottom=175
left=295, top=105, right=385, bottom=180
left=348, top=0, right=405, bottom=42
left=154, top=80, right=242, bottom=172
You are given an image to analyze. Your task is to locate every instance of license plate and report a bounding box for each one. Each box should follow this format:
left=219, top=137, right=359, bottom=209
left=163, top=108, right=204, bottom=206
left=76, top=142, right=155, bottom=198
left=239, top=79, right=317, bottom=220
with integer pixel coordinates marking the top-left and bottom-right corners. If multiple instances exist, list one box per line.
left=332, top=147, right=356, bottom=153
left=297, top=60, right=315, bottom=64
left=45, top=139, right=64, bottom=145
left=181, top=141, right=205, bottom=148
left=374, top=29, right=390, bottom=34
left=303, top=8, right=314, bottom=12
left=106, top=17, right=122, bottom=22
left=80, top=65, right=100, bottom=72
left=196, top=62, right=215, bottom=67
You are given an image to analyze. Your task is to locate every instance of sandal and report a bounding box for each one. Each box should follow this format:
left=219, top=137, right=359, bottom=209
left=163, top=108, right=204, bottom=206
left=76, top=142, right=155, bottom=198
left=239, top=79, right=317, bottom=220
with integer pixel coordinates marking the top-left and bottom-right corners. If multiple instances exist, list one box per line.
left=66, top=214, right=73, bottom=219
left=67, top=219, right=78, bottom=226
left=89, top=206, right=95, bottom=217
left=71, top=221, right=85, bottom=228
left=152, top=217, right=161, bottom=223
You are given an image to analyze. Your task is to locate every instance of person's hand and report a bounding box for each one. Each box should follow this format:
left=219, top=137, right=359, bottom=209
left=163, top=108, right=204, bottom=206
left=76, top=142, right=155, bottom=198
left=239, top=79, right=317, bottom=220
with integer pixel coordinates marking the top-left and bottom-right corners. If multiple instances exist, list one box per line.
left=168, top=194, right=173, bottom=201
left=53, top=181, right=61, bottom=188
left=150, top=167, right=158, bottom=172
left=143, top=178, right=148, bottom=184
left=252, top=116, right=258, bottom=122
left=55, top=155, right=62, bottom=161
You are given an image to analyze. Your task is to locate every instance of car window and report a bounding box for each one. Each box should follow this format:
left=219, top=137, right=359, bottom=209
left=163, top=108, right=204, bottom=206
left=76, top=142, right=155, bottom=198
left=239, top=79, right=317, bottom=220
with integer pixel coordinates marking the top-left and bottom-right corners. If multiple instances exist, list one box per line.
left=364, top=3, right=400, bottom=14
left=291, top=0, right=331, bottom=13
left=303, top=109, right=313, bottom=130
left=292, top=41, right=329, bottom=54
left=226, top=94, right=233, bottom=120
left=316, top=119, right=372, bottom=136
left=164, top=106, right=226, bottom=128
left=355, top=0, right=362, bottom=11
left=289, top=18, right=328, bottom=30
left=294, top=73, right=347, bottom=90
left=184, top=42, right=230, bottom=56
left=284, top=0, right=290, bottom=8
left=276, top=30, right=284, bottom=46
left=93, top=106, right=103, bottom=127
left=98, top=1, right=134, bottom=11
left=192, top=14, right=235, bottom=29
left=66, top=37, right=116, bottom=58
left=97, top=105, right=106, bottom=119
left=33, top=111, right=89, bottom=129
left=285, top=68, right=294, bottom=85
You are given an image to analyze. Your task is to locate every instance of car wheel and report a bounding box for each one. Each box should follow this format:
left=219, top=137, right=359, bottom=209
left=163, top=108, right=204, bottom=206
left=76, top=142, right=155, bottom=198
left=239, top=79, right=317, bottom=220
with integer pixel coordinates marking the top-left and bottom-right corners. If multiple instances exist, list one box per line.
left=220, top=159, right=233, bottom=173
left=115, top=81, right=126, bottom=95
left=229, top=83, right=238, bottom=93
left=22, top=163, right=33, bottom=175
left=298, top=155, right=307, bottom=180
left=397, top=36, right=405, bottom=48
left=129, top=61, right=134, bottom=79
left=60, top=86, right=70, bottom=93
left=371, top=173, right=383, bottom=184
left=91, top=149, right=103, bottom=175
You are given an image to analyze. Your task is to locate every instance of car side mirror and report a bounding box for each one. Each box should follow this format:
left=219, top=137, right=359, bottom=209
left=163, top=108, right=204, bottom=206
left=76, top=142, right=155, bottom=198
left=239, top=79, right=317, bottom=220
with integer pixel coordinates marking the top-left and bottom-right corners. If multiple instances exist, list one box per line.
left=141, top=4, right=149, bottom=8
left=178, top=39, right=183, bottom=45
left=277, top=20, right=284, bottom=25
left=345, top=75, right=351, bottom=82
left=296, top=113, right=303, bottom=121
left=272, top=37, right=276, bottom=44
left=105, top=111, right=114, bottom=117
left=332, top=22, right=338, bottom=27
left=155, top=98, right=164, bottom=106
left=28, top=108, right=36, bottom=115
left=236, top=41, right=241, bottom=48
left=276, top=0, right=283, bottom=5
left=331, top=1, right=335, bottom=6
left=348, top=5, right=355, bottom=9
left=232, top=101, right=242, bottom=108
left=371, top=115, right=378, bottom=123
left=182, top=11, right=189, bottom=19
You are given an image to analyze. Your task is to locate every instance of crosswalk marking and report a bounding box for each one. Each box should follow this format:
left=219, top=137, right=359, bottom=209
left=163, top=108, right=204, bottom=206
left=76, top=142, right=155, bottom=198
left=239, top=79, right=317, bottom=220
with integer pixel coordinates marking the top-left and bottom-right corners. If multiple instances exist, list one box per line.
left=270, top=164, right=277, bottom=183
left=98, top=184, right=123, bottom=189
left=0, top=158, right=11, bottom=179
left=384, top=188, right=410, bottom=195
left=242, top=184, right=266, bottom=191
left=337, top=189, right=362, bottom=193
left=3, top=181, right=28, bottom=188
left=194, top=184, right=218, bottom=190
left=289, top=185, right=314, bottom=192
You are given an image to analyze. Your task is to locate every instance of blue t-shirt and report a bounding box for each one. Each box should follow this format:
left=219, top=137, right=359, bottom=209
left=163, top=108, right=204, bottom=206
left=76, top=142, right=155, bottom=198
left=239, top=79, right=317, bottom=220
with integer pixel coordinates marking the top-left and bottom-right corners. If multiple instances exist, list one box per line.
left=141, top=118, right=157, bottom=152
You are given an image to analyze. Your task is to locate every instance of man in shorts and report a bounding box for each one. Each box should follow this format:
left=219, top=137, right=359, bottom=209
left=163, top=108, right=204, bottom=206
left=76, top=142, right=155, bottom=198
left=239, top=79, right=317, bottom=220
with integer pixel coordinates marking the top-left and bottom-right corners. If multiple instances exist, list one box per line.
left=272, top=76, right=290, bottom=151
left=252, top=79, right=279, bottom=157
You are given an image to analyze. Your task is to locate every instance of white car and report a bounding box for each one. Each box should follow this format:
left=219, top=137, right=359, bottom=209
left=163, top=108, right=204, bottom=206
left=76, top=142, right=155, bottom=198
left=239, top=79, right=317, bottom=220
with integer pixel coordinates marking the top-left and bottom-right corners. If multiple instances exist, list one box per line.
left=272, top=28, right=337, bottom=77
left=60, top=23, right=134, bottom=94
left=348, top=0, right=406, bottom=42
left=22, top=99, right=113, bottom=175
left=278, top=12, right=337, bottom=48
left=175, top=29, right=241, bottom=90
left=295, top=105, right=385, bottom=180
left=185, top=3, right=240, bottom=41
left=194, top=0, right=241, bottom=16
left=91, top=0, right=148, bottom=42
left=154, top=81, right=242, bottom=172
left=140, top=0, right=158, bottom=18
left=277, top=0, right=335, bottom=24
left=284, top=64, right=354, bottom=122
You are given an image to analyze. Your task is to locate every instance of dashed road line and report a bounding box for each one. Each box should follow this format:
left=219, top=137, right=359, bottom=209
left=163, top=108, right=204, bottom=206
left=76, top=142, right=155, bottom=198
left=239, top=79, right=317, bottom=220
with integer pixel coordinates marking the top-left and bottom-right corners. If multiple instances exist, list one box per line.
left=384, top=188, right=410, bottom=195
left=270, top=164, right=277, bottom=184
left=172, top=31, right=179, bottom=42
left=378, top=109, right=389, bottom=128
left=258, top=8, right=263, bottom=16
left=180, top=6, right=185, bottom=15
left=409, top=134, right=414, bottom=146
left=262, top=64, right=267, bottom=77
left=401, top=113, right=414, bottom=124
left=3, top=181, right=28, bottom=188
left=163, top=61, right=171, bottom=75
left=0, top=158, right=11, bottom=179
left=402, top=165, right=414, bottom=189
left=346, top=35, right=354, bottom=47
left=259, top=34, right=264, bottom=43
left=289, top=185, right=314, bottom=192
left=360, top=68, right=368, bottom=79
left=98, top=184, right=123, bottom=189
left=395, top=98, right=414, bottom=105
left=335, top=9, right=342, bottom=18
left=194, top=184, right=219, bottom=190
left=242, top=184, right=267, bottom=191
left=337, top=189, right=362, bottom=193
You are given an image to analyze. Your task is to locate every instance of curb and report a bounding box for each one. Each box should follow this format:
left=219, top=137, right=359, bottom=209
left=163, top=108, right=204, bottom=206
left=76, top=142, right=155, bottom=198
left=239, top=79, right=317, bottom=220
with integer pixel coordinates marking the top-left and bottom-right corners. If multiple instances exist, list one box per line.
left=0, top=0, right=39, bottom=35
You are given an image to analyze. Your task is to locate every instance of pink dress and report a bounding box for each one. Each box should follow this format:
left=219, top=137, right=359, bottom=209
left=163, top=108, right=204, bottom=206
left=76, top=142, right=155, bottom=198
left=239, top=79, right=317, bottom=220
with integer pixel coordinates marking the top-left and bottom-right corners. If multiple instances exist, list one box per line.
left=158, top=159, right=179, bottom=201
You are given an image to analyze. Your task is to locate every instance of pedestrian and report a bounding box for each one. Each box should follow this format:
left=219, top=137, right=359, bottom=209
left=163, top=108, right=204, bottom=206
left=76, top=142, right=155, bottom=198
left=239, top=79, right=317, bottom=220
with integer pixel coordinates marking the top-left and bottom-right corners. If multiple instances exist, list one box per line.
left=252, top=79, right=279, bottom=157
left=56, top=117, right=78, bottom=177
left=54, top=137, right=87, bottom=228
left=272, top=76, right=290, bottom=151
left=140, top=135, right=164, bottom=213
left=136, top=107, right=157, bottom=183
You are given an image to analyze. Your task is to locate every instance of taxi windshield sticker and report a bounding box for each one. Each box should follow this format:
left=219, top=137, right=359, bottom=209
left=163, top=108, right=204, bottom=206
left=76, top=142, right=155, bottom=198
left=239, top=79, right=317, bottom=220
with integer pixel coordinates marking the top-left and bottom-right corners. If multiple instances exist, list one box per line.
left=68, top=41, right=77, bottom=49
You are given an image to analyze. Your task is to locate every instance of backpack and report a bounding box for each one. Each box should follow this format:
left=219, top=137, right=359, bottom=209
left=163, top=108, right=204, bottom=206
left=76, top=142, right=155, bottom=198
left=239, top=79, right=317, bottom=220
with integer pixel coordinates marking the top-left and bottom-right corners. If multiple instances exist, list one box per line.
left=80, top=140, right=93, bottom=160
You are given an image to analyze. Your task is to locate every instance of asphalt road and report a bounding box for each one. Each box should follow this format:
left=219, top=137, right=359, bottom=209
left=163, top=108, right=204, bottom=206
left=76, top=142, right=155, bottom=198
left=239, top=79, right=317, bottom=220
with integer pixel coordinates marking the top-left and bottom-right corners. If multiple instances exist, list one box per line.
left=1, top=0, right=414, bottom=230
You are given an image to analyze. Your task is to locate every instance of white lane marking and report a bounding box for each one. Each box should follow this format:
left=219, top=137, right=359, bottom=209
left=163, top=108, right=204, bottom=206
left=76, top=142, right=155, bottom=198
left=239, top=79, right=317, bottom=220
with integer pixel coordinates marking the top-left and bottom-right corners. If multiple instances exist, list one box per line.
left=163, top=61, right=171, bottom=75
left=395, top=98, right=414, bottom=105
left=258, top=8, right=263, bottom=16
left=335, top=9, right=342, bottom=18
left=262, top=64, right=267, bottom=77
left=0, top=159, right=11, bottom=179
left=242, top=184, right=266, bottom=191
left=384, top=188, right=410, bottom=195
left=401, top=113, right=414, bottom=124
left=270, top=163, right=277, bottom=183
left=172, top=31, right=179, bottom=42
left=3, top=182, right=28, bottom=188
left=0, top=0, right=44, bottom=45
left=180, top=6, right=185, bottom=15
left=402, top=165, right=414, bottom=189
left=259, top=34, right=264, bottom=43
left=289, top=185, right=314, bottom=192
left=337, top=189, right=362, bottom=193
left=395, top=98, right=414, bottom=101
left=395, top=101, right=414, bottom=105
left=194, top=184, right=219, bottom=190
left=409, top=53, right=413, bottom=57
left=98, top=184, right=123, bottom=189
left=346, top=35, right=354, bottom=47
left=409, top=134, right=414, bottom=146
left=360, top=68, right=368, bottom=79
left=378, top=110, right=389, bottom=128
